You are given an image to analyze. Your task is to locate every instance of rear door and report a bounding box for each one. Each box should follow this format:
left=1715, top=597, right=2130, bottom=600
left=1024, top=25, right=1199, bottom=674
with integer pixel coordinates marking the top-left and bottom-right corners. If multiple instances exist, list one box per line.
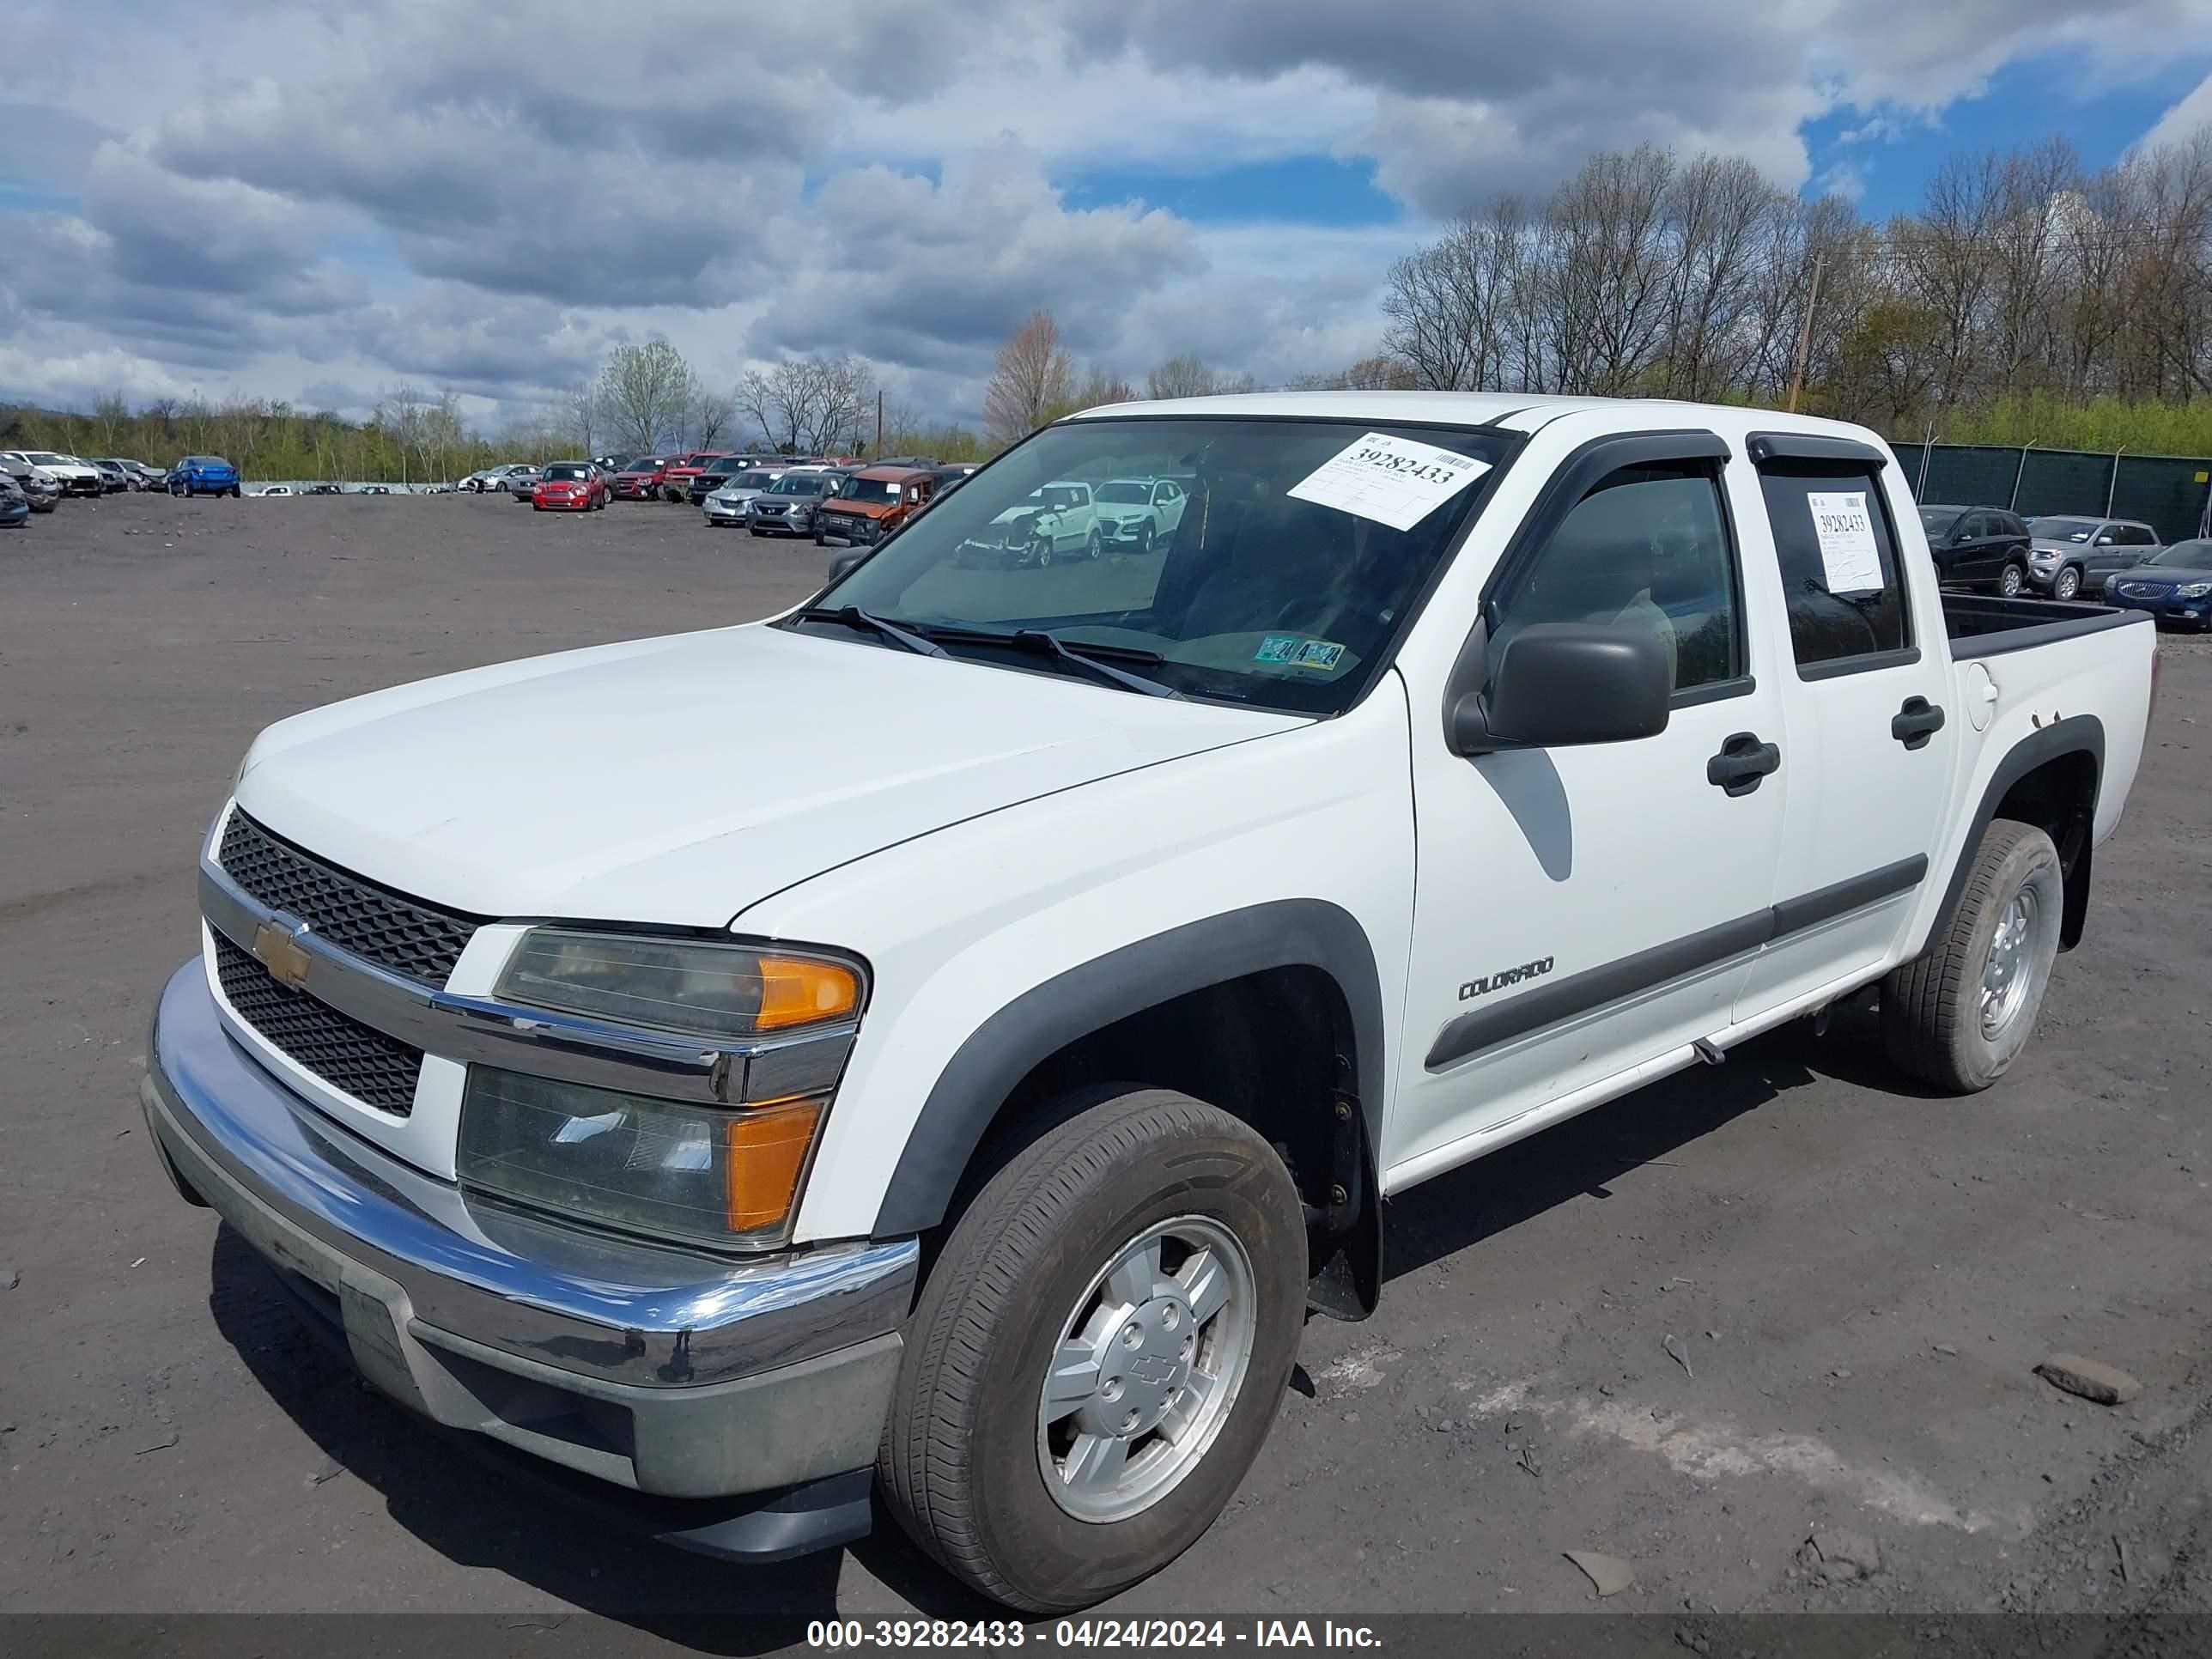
left=1734, top=433, right=1958, bottom=1019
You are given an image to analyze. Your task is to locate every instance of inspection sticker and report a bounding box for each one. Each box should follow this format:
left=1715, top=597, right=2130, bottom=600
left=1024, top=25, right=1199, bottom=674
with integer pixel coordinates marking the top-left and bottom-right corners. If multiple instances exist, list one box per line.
left=1807, top=490, right=1884, bottom=594
left=1255, top=635, right=1346, bottom=671
left=1285, top=432, right=1492, bottom=532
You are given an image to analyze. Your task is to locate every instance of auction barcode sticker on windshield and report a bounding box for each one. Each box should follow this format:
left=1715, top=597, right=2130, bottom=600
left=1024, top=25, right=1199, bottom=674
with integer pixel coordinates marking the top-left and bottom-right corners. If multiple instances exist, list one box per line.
left=1806, top=490, right=1885, bottom=594
left=1286, top=432, right=1492, bottom=532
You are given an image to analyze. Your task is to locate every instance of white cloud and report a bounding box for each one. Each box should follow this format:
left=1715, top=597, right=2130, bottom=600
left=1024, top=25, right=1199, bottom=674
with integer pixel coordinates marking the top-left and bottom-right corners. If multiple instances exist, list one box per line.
left=3, top=0, right=2210, bottom=428
left=2140, top=71, right=2212, bottom=153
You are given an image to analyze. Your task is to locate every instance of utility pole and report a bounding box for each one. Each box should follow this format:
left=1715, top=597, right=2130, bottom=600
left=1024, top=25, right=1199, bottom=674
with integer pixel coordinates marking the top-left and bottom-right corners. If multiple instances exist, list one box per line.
left=874, top=389, right=884, bottom=459
left=1785, top=256, right=1825, bottom=414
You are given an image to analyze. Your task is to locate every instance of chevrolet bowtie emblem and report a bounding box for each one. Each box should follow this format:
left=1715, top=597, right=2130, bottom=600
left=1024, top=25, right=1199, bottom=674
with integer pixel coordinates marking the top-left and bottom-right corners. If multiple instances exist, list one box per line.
left=251, top=920, right=313, bottom=991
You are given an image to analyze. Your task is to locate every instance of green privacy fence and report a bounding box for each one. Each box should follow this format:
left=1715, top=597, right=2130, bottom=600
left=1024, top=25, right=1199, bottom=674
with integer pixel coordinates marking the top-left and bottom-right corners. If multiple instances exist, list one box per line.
left=1892, top=443, right=2212, bottom=544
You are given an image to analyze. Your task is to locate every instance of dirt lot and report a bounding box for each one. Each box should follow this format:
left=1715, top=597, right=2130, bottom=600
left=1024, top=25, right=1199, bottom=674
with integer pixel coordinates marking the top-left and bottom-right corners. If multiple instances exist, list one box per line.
left=3, top=491, right=2210, bottom=1639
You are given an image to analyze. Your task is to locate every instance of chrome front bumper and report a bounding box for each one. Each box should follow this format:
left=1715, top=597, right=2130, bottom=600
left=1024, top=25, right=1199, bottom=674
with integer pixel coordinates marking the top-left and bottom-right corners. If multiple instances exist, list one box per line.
left=143, top=961, right=915, bottom=1503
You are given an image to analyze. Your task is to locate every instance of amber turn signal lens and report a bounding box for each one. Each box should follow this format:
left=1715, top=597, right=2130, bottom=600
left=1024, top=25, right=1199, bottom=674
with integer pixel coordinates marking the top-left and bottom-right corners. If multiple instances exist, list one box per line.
left=755, top=956, right=860, bottom=1030
left=723, top=1097, right=824, bottom=1231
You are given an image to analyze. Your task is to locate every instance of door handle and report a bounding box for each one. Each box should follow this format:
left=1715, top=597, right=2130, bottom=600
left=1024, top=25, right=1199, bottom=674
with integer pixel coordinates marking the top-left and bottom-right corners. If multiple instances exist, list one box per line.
left=1892, top=696, right=1946, bottom=750
left=1706, top=732, right=1781, bottom=796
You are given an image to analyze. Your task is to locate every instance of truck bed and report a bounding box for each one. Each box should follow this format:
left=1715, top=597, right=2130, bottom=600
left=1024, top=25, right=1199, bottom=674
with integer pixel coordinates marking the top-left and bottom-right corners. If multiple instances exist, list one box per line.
left=1942, top=592, right=2150, bottom=659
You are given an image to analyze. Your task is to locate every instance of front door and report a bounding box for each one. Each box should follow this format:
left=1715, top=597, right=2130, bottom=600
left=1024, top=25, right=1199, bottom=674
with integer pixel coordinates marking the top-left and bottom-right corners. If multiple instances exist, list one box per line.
left=1389, top=436, right=1790, bottom=1180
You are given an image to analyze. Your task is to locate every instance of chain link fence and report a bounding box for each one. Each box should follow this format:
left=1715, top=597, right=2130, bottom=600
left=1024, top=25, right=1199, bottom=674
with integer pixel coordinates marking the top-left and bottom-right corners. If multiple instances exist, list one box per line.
left=1893, top=443, right=2212, bottom=541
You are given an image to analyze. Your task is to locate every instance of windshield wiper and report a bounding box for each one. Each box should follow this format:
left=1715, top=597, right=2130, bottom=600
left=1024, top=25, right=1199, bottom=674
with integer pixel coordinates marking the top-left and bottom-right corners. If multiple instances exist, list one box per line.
left=795, top=605, right=949, bottom=658
left=1006, top=629, right=1184, bottom=699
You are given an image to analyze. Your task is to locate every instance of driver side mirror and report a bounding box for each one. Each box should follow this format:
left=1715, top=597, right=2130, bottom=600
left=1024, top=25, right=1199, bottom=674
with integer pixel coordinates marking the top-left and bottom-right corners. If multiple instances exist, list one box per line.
left=1446, top=623, right=1672, bottom=757
left=827, top=548, right=867, bottom=583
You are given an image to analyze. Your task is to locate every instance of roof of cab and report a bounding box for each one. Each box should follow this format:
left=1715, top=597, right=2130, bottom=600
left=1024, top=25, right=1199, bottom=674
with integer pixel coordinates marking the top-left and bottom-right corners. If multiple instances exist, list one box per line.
left=1063, top=389, right=1890, bottom=447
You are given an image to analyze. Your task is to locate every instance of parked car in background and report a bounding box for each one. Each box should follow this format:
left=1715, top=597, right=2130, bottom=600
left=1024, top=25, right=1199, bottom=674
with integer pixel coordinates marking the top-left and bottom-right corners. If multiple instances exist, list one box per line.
left=744, top=468, right=840, bottom=536
left=461, top=466, right=509, bottom=492
left=661, top=450, right=734, bottom=503
left=814, top=465, right=942, bottom=548
left=0, top=453, right=63, bottom=512
left=353, top=483, right=393, bottom=495
left=253, top=484, right=297, bottom=498
left=2102, top=538, right=2212, bottom=629
left=1091, top=475, right=1189, bottom=556
left=1917, top=504, right=2033, bottom=594
left=531, top=461, right=610, bottom=512
left=496, top=467, right=538, bottom=501
left=9, top=450, right=105, bottom=496
left=702, top=464, right=786, bottom=526
left=303, top=483, right=343, bottom=495
left=614, top=457, right=670, bottom=501
left=0, top=476, right=31, bottom=528
left=952, top=479, right=1100, bottom=567
left=2024, top=516, right=2159, bottom=600
left=686, top=454, right=775, bottom=504
left=103, top=459, right=162, bottom=490
left=167, top=455, right=242, bottom=498
left=88, top=459, right=129, bottom=494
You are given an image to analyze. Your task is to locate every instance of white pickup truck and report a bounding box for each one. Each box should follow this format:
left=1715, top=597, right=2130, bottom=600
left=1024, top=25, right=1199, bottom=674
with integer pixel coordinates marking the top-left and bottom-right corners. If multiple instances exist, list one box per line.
left=142, top=392, right=2155, bottom=1610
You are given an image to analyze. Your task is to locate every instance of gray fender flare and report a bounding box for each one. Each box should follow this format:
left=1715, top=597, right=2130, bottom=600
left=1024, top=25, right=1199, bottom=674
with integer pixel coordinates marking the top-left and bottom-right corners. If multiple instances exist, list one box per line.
left=870, top=899, right=1386, bottom=1243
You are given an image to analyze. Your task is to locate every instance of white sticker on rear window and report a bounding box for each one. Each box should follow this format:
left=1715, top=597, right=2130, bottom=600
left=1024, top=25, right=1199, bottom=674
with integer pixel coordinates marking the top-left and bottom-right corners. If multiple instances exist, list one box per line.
left=1807, top=490, right=1884, bottom=594
left=1285, top=432, right=1491, bottom=532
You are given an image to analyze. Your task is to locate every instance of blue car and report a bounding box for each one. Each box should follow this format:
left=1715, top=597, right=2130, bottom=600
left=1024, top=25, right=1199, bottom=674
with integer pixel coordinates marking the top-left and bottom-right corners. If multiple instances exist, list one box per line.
left=0, top=481, right=29, bottom=528
left=2102, top=538, right=2212, bottom=630
left=167, top=454, right=241, bottom=498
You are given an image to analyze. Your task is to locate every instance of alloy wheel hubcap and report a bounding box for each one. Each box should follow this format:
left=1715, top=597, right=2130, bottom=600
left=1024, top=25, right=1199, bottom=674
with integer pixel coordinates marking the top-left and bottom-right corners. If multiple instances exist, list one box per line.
left=1036, top=1216, right=1256, bottom=1523
left=1980, top=885, right=2041, bottom=1038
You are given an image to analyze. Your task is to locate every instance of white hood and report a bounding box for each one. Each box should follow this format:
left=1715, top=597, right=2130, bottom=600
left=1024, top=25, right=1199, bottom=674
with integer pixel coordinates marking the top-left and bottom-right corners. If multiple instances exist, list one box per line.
left=234, top=622, right=1299, bottom=927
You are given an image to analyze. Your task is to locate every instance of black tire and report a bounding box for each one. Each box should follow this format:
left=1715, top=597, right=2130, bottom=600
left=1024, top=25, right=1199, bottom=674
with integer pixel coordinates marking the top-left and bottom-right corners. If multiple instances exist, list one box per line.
left=1998, top=562, right=2025, bottom=598
left=879, top=1086, right=1305, bottom=1613
left=1135, top=522, right=1153, bottom=556
left=1031, top=537, right=1053, bottom=569
left=2053, top=564, right=2081, bottom=601
left=1881, top=819, right=2063, bottom=1093
left=1086, top=528, right=1103, bottom=561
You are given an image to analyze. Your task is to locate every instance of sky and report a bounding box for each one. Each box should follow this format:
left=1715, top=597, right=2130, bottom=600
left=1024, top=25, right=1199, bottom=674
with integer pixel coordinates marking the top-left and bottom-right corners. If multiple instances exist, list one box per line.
left=3, top=0, right=2209, bottom=436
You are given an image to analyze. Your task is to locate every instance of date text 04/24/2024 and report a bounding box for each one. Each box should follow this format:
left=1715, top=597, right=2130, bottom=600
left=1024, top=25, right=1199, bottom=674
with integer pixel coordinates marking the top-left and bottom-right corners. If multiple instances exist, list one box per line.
left=805, top=1620, right=1383, bottom=1649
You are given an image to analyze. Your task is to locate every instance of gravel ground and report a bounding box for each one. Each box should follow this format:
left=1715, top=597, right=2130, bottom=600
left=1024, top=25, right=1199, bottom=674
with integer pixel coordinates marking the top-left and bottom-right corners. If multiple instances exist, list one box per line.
left=3, top=491, right=2210, bottom=1641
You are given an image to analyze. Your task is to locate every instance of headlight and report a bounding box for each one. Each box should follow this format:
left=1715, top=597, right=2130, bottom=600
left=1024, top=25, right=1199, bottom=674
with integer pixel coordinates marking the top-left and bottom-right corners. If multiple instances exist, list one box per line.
left=2176, top=582, right=2212, bottom=599
left=459, top=1066, right=825, bottom=1246
left=494, top=929, right=861, bottom=1041
left=2029, top=549, right=2057, bottom=562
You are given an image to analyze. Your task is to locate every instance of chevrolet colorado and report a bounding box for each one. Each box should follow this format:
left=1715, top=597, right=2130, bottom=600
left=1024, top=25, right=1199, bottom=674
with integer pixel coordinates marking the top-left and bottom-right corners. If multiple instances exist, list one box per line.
left=142, top=392, right=2154, bottom=1610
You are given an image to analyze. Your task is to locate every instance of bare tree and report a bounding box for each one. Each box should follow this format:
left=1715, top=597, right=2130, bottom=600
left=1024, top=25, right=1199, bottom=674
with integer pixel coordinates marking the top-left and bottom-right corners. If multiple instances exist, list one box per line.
left=1143, top=355, right=1250, bottom=400
left=597, top=341, right=699, bottom=456
left=691, top=388, right=737, bottom=449
left=738, top=356, right=877, bottom=453
left=983, top=311, right=1074, bottom=447
left=561, top=380, right=598, bottom=455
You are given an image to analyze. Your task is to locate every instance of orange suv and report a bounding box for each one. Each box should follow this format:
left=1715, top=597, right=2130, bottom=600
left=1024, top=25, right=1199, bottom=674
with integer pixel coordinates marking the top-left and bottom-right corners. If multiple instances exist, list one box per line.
left=815, top=465, right=963, bottom=549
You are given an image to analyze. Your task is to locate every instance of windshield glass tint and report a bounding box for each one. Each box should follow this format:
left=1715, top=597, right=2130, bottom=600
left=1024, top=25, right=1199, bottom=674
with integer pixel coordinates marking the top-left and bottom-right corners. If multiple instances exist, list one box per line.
left=1918, top=507, right=1960, bottom=534
left=2144, top=540, right=2211, bottom=567
left=732, top=471, right=776, bottom=489
left=1095, top=482, right=1151, bottom=503
left=2030, top=517, right=2096, bottom=541
left=770, top=474, right=826, bottom=495
left=807, top=416, right=1514, bottom=715
left=543, top=465, right=590, bottom=480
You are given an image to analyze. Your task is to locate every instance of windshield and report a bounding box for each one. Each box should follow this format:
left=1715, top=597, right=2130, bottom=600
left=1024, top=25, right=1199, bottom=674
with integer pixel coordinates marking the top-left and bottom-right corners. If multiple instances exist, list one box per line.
left=1917, top=506, right=1962, bottom=535
left=27, top=453, right=68, bottom=465
left=731, top=471, right=777, bottom=489
left=1096, top=482, right=1152, bottom=504
left=2142, top=540, right=2211, bottom=568
left=2029, top=517, right=2098, bottom=542
left=805, top=416, right=1515, bottom=715
left=770, top=473, right=828, bottom=495
left=703, top=457, right=746, bottom=474
left=623, top=459, right=661, bottom=472
left=542, top=464, right=592, bottom=480
left=838, top=476, right=906, bottom=502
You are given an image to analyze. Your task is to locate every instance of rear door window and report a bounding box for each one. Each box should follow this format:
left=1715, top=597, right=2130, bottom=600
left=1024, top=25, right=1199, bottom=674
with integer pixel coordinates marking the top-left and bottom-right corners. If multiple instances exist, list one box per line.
left=1757, top=465, right=1912, bottom=673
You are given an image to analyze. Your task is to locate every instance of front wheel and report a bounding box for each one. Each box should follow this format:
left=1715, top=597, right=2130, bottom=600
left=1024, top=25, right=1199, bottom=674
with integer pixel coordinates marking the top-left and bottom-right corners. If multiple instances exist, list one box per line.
left=1086, top=527, right=1103, bottom=560
left=879, top=1087, right=1305, bottom=1613
left=1881, top=819, right=2063, bottom=1092
left=2053, top=565, right=2081, bottom=601
left=1030, top=537, right=1054, bottom=568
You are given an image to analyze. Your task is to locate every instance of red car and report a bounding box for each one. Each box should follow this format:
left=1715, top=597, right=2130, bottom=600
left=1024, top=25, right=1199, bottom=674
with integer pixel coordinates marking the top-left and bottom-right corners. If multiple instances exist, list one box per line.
left=531, top=461, right=609, bottom=512
left=659, top=449, right=735, bottom=502
left=613, top=457, right=670, bottom=501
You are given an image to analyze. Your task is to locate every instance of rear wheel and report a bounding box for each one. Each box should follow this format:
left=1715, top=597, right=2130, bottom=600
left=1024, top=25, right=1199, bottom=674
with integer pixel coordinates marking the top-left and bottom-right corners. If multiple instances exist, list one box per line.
left=2053, top=564, right=2082, bottom=601
left=1998, top=562, right=2025, bottom=598
left=879, top=1087, right=1305, bottom=1612
left=1881, top=819, right=2063, bottom=1093
left=1086, top=527, right=1103, bottom=560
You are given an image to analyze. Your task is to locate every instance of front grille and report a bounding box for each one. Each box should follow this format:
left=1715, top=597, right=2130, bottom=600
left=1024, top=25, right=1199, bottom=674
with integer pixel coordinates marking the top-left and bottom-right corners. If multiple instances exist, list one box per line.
left=2118, top=581, right=2168, bottom=599
left=217, top=811, right=482, bottom=985
left=212, top=933, right=422, bottom=1115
